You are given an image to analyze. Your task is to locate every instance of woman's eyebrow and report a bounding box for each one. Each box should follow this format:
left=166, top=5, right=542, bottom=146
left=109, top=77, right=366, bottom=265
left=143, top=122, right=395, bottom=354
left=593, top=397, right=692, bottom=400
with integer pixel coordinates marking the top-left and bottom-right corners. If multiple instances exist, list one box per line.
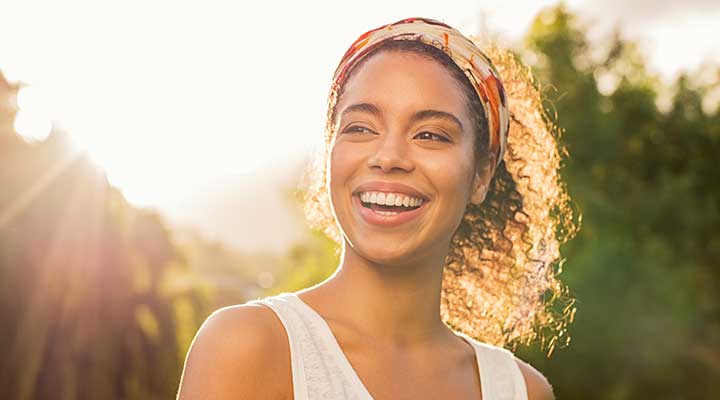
left=339, top=103, right=463, bottom=131
left=411, top=109, right=464, bottom=131
left=339, top=102, right=382, bottom=120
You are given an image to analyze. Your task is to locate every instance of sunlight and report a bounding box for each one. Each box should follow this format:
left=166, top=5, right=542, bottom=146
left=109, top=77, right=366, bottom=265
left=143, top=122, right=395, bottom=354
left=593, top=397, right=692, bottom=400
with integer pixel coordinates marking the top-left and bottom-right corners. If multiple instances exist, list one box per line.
left=2, top=0, right=717, bottom=210
left=0, top=149, right=84, bottom=229
left=14, top=86, right=52, bottom=142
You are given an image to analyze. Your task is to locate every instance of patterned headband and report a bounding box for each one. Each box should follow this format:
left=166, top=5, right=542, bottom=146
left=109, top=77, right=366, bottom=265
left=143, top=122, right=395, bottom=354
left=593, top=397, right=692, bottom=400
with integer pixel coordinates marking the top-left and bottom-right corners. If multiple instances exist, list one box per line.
left=331, top=17, right=510, bottom=168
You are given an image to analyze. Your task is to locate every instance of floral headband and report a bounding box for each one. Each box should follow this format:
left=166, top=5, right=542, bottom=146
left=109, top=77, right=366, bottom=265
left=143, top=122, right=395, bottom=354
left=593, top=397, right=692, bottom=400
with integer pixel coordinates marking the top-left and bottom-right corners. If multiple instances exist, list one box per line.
left=331, top=17, right=510, bottom=168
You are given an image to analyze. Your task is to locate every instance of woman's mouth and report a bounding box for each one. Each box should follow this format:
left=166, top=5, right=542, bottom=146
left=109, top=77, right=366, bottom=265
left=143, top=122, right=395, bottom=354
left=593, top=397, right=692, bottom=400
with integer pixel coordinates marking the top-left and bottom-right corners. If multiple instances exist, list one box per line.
left=352, top=193, right=429, bottom=227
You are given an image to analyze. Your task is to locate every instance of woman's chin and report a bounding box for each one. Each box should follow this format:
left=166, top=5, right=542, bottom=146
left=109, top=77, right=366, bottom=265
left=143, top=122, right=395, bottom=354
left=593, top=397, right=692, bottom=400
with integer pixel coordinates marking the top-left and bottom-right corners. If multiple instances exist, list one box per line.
left=350, top=240, right=430, bottom=268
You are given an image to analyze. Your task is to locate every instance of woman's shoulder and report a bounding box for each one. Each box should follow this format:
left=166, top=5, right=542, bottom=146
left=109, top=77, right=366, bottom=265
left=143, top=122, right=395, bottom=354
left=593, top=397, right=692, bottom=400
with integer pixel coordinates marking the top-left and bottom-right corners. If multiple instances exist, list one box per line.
left=199, top=302, right=289, bottom=355
left=177, top=303, right=292, bottom=399
left=513, top=355, right=555, bottom=400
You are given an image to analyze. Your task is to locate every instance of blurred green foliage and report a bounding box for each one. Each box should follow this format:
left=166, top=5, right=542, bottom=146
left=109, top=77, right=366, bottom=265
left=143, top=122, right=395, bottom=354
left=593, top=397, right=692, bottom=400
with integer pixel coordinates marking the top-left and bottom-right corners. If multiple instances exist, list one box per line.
left=0, top=124, right=221, bottom=398
left=0, top=83, right=272, bottom=397
left=513, top=5, right=720, bottom=399
left=0, top=4, right=718, bottom=399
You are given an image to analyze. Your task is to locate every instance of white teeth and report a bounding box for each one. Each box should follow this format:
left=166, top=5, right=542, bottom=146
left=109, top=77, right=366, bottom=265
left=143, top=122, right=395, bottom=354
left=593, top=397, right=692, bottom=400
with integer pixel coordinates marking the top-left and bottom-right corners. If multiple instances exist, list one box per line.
left=375, top=210, right=399, bottom=216
left=359, top=191, right=424, bottom=208
left=377, top=192, right=386, bottom=204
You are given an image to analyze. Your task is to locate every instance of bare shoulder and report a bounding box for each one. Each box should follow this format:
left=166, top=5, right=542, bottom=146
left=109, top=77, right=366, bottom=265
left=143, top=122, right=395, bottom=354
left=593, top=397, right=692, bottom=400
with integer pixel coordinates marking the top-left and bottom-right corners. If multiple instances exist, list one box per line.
left=513, top=356, right=555, bottom=400
left=176, top=303, right=292, bottom=400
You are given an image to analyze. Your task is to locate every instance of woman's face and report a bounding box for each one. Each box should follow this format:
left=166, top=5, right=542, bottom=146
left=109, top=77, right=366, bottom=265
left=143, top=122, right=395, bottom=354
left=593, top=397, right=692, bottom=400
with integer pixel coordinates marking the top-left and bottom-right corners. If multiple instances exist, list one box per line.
left=328, top=50, right=491, bottom=266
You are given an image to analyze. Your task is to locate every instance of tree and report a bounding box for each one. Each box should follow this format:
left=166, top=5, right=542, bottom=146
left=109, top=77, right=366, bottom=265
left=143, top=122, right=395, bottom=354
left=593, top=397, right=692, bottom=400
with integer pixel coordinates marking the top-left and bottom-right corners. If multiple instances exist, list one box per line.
left=520, top=4, right=720, bottom=398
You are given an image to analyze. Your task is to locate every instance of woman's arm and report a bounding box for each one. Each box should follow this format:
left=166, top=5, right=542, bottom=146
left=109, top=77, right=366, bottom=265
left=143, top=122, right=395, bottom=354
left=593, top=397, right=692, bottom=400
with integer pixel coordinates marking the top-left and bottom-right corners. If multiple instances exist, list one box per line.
left=515, top=358, right=556, bottom=400
left=176, top=304, right=291, bottom=399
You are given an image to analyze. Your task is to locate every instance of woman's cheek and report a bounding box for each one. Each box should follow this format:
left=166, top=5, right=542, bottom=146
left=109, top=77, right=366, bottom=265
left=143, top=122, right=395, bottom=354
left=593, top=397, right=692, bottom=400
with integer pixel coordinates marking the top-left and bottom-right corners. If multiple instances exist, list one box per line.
left=432, top=158, right=474, bottom=229
left=328, top=143, right=357, bottom=211
left=329, top=144, right=349, bottom=189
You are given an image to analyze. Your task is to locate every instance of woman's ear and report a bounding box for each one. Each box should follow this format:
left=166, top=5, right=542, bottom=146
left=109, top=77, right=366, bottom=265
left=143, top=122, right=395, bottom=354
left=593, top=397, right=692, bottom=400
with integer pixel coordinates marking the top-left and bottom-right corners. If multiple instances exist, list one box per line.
left=469, top=153, right=496, bottom=205
left=470, top=179, right=488, bottom=205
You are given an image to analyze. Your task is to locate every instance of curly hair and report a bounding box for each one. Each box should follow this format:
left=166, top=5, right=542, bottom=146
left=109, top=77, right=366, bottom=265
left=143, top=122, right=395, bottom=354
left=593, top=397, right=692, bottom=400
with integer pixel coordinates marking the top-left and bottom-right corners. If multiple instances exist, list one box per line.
left=299, top=38, right=579, bottom=355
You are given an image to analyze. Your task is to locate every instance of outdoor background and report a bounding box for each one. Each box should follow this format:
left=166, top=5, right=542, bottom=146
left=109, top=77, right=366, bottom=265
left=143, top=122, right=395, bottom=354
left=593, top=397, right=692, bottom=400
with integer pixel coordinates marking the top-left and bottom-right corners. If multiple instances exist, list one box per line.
left=1, top=1, right=718, bottom=399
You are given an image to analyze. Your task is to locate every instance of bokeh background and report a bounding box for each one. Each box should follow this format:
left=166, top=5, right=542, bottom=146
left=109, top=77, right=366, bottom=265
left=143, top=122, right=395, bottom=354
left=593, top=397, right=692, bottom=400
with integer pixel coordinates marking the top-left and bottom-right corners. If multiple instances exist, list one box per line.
left=1, top=1, right=718, bottom=399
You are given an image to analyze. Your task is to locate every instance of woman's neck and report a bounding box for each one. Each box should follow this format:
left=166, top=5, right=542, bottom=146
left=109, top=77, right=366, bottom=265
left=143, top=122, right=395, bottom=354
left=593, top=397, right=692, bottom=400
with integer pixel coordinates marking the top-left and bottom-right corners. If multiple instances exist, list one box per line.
left=298, top=239, right=456, bottom=349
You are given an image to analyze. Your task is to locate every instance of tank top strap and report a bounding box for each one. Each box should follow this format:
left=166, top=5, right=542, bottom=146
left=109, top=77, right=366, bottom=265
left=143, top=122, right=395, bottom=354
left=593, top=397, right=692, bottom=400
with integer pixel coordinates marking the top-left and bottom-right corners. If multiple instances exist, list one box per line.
left=246, top=293, right=310, bottom=400
left=249, top=292, right=528, bottom=400
left=455, top=331, right=529, bottom=400
left=246, top=292, right=367, bottom=400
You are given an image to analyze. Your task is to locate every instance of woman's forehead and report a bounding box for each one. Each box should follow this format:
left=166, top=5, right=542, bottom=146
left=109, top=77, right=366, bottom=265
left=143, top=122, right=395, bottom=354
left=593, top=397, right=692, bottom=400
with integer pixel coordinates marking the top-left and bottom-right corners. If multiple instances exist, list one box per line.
left=336, top=51, right=469, bottom=118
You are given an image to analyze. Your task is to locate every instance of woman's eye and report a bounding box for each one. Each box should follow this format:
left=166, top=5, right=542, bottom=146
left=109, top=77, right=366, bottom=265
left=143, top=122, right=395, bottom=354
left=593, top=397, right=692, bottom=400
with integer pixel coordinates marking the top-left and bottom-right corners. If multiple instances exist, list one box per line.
left=342, top=125, right=374, bottom=134
left=415, top=131, right=450, bottom=142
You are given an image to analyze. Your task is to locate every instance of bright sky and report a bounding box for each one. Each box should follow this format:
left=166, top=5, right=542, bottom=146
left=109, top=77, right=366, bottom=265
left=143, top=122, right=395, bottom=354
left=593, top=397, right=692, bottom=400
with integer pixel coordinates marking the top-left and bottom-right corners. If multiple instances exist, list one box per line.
left=2, top=0, right=718, bottom=207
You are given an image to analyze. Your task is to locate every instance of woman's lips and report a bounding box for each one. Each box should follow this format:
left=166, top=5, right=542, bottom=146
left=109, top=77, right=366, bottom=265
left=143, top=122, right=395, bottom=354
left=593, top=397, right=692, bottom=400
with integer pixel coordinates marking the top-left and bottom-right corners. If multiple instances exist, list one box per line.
left=352, top=194, right=429, bottom=227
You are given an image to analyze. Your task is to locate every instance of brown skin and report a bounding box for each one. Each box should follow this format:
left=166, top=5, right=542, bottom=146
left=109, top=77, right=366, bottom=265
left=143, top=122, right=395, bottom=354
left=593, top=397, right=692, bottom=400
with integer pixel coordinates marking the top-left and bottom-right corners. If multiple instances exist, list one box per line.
left=176, top=51, right=554, bottom=399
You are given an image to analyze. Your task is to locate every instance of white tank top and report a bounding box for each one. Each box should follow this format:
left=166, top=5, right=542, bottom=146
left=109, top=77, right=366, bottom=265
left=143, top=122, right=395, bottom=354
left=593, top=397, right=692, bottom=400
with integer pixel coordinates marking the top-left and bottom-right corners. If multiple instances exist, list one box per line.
left=247, top=292, right=528, bottom=400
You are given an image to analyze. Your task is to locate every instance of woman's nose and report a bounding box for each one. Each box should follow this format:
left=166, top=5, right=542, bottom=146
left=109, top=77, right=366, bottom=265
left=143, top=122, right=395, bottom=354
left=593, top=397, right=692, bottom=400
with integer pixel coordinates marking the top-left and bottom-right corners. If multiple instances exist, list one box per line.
left=367, top=132, right=415, bottom=173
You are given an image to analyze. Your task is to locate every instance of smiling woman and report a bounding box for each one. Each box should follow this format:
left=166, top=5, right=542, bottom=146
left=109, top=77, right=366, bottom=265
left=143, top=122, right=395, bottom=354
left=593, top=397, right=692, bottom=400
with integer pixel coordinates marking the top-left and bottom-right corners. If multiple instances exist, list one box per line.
left=177, top=17, right=577, bottom=400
